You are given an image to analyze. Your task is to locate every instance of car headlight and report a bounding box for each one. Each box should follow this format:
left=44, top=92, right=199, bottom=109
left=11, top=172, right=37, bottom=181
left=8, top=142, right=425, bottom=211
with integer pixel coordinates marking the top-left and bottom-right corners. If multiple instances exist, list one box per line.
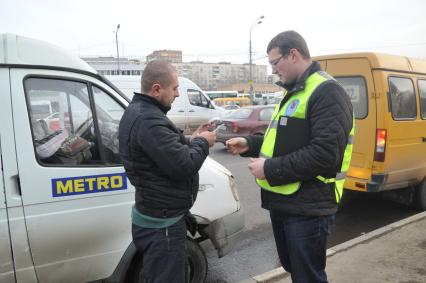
left=229, top=176, right=240, bottom=201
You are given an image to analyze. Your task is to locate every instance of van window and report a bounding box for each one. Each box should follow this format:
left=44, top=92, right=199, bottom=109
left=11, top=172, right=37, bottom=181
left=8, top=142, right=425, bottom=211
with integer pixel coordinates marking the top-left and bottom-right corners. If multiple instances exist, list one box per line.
left=24, top=78, right=124, bottom=166
left=388, top=77, right=416, bottom=119
left=418, top=80, right=426, bottom=119
left=188, top=89, right=214, bottom=109
left=335, top=77, right=368, bottom=119
left=92, top=86, right=124, bottom=164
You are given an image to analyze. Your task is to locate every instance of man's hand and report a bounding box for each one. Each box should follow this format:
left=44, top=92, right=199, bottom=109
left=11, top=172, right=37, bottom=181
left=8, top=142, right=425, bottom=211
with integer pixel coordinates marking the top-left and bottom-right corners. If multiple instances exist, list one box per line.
left=248, top=157, right=266, bottom=179
left=198, top=130, right=216, bottom=147
left=226, top=137, right=249, bottom=155
left=190, top=123, right=213, bottom=141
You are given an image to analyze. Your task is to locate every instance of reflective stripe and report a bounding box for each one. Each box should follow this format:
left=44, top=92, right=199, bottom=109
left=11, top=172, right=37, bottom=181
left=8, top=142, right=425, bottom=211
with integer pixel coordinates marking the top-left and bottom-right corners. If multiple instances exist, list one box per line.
left=269, top=120, right=278, bottom=129
left=336, top=172, right=347, bottom=180
left=316, top=172, right=347, bottom=184
left=348, top=135, right=354, bottom=145
left=259, top=152, right=271, bottom=158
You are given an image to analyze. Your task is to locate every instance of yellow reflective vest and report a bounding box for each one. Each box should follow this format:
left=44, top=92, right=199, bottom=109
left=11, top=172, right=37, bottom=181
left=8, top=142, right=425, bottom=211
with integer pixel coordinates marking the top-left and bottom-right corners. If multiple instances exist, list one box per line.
left=256, top=71, right=354, bottom=203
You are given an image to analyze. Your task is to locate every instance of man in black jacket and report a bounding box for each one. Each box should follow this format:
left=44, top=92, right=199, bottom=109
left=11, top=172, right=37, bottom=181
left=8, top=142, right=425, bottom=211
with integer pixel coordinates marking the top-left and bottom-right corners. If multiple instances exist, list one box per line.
left=119, top=60, right=215, bottom=283
left=227, top=31, right=353, bottom=282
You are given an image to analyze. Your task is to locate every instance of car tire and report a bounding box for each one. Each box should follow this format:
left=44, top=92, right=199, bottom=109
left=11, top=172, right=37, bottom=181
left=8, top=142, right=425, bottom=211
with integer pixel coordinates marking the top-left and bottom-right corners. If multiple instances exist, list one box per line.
left=127, top=237, right=208, bottom=283
left=186, top=237, right=208, bottom=283
left=414, top=179, right=426, bottom=211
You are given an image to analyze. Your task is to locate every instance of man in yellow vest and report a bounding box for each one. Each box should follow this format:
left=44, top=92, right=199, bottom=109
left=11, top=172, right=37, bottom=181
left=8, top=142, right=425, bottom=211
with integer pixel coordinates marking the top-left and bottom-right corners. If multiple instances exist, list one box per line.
left=227, top=31, right=354, bottom=283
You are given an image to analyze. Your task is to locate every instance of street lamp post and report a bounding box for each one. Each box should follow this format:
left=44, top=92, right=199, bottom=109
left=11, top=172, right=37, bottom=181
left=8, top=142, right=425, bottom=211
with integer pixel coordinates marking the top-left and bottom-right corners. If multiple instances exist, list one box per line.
left=249, top=15, right=264, bottom=103
left=115, top=24, right=120, bottom=75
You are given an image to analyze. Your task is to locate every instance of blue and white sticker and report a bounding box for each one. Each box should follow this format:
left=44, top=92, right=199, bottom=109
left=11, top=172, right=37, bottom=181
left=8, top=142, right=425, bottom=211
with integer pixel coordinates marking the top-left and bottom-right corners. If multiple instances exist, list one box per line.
left=285, top=99, right=299, bottom=116
left=52, top=173, right=127, bottom=197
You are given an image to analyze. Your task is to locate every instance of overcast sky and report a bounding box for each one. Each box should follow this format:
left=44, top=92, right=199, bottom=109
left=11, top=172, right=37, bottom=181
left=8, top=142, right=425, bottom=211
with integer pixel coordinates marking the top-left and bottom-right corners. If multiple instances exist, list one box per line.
left=2, top=0, right=426, bottom=69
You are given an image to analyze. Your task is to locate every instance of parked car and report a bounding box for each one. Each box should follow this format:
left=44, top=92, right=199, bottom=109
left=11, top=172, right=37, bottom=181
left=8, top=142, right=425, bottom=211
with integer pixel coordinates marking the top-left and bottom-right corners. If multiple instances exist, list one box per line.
left=220, top=104, right=241, bottom=111
left=216, top=105, right=275, bottom=144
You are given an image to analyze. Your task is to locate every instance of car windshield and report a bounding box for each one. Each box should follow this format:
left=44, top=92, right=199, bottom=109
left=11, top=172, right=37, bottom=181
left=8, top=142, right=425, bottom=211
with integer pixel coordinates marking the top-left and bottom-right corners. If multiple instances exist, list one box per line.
left=227, top=108, right=253, bottom=119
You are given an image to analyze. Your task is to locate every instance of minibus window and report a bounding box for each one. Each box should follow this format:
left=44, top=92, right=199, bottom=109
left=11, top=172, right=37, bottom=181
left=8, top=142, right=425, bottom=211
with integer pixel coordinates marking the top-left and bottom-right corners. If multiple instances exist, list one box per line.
left=25, top=78, right=100, bottom=166
left=92, top=86, right=124, bottom=164
left=335, top=77, right=367, bottom=119
left=418, top=80, right=426, bottom=119
left=388, top=77, right=416, bottom=120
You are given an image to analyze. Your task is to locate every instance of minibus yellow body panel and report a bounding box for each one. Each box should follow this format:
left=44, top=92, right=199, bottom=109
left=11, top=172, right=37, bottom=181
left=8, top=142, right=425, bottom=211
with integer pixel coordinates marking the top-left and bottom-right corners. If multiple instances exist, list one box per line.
left=315, top=53, right=426, bottom=193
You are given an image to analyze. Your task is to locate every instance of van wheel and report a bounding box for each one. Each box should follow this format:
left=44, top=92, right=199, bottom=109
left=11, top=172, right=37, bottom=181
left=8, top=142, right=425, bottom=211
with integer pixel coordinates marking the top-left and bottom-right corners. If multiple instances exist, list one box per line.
left=127, top=237, right=208, bottom=283
left=186, top=238, right=208, bottom=283
left=414, top=179, right=426, bottom=211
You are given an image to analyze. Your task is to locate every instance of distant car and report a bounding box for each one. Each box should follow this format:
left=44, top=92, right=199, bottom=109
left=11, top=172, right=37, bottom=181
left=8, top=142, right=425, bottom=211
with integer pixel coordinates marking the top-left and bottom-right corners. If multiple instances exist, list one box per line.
left=222, top=104, right=241, bottom=110
left=216, top=105, right=275, bottom=144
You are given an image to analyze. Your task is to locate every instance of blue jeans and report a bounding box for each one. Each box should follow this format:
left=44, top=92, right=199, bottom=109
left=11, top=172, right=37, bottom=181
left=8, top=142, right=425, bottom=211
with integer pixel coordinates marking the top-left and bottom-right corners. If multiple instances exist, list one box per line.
left=270, top=210, right=335, bottom=283
left=132, top=217, right=187, bottom=283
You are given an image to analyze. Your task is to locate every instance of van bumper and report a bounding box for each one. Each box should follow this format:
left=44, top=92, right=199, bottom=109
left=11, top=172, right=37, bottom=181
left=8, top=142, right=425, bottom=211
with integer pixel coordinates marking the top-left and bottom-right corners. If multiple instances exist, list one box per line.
left=367, top=173, right=388, bottom=192
left=200, top=208, right=245, bottom=258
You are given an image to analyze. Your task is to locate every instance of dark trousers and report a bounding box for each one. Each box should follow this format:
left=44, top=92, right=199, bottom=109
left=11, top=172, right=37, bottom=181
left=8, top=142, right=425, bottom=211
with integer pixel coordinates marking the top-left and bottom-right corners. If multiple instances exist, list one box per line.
left=270, top=210, right=335, bottom=283
left=132, top=217, right=187, bottom=283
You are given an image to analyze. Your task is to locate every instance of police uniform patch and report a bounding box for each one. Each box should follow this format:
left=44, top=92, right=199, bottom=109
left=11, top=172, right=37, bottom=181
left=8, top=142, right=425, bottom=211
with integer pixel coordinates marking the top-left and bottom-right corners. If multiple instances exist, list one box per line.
left=285, top=99, right=299, bottom=116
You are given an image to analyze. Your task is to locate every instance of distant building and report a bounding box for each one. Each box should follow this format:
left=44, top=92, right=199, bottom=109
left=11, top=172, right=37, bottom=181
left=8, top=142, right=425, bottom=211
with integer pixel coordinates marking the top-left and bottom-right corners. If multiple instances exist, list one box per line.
left=146, top=50, right=182, bottom=63
left=82, top=53, right=279, bottom=94
left=81, top=56, right=145, bottom=76
left=173, top=62, right=268, bottom=91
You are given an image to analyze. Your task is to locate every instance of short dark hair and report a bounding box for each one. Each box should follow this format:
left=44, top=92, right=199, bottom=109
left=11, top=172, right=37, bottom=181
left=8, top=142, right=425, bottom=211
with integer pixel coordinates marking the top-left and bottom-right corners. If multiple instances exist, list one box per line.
left=266, top=30, right=311, bottom=59
left=141, top=60, right=176, bottom=93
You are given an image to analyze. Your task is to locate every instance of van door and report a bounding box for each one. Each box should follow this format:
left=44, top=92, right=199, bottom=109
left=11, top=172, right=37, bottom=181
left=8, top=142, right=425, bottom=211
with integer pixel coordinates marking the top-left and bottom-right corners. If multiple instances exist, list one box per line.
left=168, top=89, right=189, bottom=132
left=0, top=68, right=38, bottom=282
left=9, top=69, right=134, bottom=283
left=325, top=58, right=377, bottom=190
left=383, top=75, right=426, bottom=185
left=0, top=141, right=15, bottom=283
left=186, top=89, right=218, bottom=133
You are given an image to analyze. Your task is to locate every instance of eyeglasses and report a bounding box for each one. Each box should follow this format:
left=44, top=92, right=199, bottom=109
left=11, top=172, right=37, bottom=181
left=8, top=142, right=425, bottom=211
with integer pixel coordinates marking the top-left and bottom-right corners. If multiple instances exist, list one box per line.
left=269, top=55, right=284, bottom=67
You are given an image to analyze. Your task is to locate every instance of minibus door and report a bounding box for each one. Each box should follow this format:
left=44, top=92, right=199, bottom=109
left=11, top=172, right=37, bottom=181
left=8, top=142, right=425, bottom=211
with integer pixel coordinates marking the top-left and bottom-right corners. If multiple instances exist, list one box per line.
left=10, top=69, right=133, bottom=282
left=0, top=68, right=38, bottom=282
left=0, top=140, right=16, bottom=283
left=326, top=58, right=377, bottom=189
left=186, top=89, right=216, bottom=132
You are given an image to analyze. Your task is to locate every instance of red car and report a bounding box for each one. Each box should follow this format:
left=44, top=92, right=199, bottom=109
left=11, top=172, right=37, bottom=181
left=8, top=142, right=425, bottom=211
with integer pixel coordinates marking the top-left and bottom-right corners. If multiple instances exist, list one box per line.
left=216, top=105, right=275, bottom=144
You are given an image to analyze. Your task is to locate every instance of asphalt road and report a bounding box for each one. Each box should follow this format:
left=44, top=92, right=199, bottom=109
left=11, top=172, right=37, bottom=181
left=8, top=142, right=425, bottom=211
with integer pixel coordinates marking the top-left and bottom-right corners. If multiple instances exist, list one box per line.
left=202, top=144, right=418, bottom=283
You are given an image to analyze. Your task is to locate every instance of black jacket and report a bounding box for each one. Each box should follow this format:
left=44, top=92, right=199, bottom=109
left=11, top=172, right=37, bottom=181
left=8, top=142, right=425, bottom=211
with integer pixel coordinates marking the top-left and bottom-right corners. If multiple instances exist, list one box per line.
left=119, top=94, right=209, bottom=218
left=244, top=62, right=353, bottom=216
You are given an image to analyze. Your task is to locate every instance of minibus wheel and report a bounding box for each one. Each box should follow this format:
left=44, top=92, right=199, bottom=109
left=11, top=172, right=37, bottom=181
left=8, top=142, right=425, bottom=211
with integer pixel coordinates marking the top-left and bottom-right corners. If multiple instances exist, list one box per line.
left=414, top=179, right=426, bottom=211
left=127, top=237, right=208, bottom=283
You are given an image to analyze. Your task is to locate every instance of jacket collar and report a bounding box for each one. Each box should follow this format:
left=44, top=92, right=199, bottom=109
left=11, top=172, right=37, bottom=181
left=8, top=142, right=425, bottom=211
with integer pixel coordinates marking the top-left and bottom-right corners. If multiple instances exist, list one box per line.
left=132, top=92, right=171, bottom=113
left=276, top=61, right=322, bottom=94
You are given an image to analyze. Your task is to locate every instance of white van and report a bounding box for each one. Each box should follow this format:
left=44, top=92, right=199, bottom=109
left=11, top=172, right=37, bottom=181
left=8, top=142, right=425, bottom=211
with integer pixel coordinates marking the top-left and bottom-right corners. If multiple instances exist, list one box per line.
left=0, top=33, right=244, bottom=283
left=106, top=75, right=222, bottom=135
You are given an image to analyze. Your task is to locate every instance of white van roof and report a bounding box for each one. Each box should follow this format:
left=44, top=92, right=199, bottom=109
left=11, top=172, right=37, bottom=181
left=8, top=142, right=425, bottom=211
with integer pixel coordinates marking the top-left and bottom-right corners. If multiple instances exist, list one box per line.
left=0, top=33, right=96, bottom=74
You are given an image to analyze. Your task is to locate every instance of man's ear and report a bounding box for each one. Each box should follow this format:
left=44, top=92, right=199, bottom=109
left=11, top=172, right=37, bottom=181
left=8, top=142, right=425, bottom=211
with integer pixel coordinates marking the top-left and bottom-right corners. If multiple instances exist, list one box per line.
left=151, top=83, right=161, bottom=97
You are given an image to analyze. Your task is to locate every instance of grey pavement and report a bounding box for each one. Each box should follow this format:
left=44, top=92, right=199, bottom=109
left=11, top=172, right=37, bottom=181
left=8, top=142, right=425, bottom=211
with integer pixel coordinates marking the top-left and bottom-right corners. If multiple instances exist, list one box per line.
left=238, top=211, right=426, bottom=283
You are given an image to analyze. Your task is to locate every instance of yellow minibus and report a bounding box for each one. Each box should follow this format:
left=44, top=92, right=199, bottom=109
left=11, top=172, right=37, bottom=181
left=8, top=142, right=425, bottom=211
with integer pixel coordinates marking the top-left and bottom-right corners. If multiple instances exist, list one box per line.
left=314, top=52, right=426, bottom=209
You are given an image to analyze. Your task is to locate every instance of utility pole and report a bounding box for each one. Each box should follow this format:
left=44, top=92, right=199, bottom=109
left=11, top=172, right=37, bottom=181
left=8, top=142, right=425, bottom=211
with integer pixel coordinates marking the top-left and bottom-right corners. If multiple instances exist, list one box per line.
left=249, top=15, right=264, bottom=103
left=115, top=24, right=120, bottom=75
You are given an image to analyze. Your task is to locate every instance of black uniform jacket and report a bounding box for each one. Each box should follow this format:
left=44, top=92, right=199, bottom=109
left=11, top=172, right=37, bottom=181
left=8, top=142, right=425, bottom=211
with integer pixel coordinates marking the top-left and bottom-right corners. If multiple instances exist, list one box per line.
left=119, top=93, right=209, bottom=218
left=244, top=62, right=353, bottom=216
